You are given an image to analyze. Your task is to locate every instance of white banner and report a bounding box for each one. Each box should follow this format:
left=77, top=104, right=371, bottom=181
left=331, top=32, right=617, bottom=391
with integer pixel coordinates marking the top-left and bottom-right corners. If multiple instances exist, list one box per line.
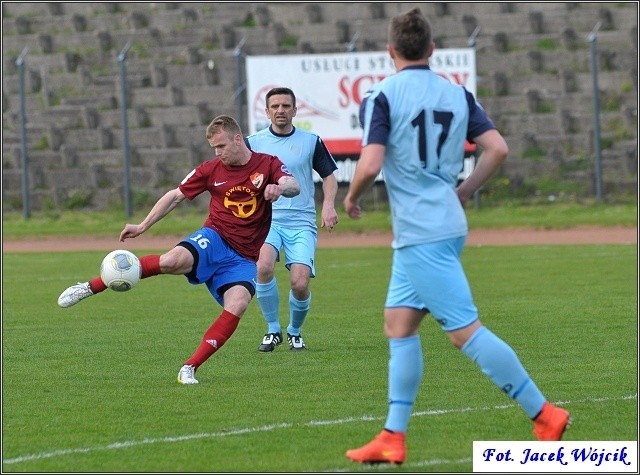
left=245, top=48, right=477, bottom=156
left=473, top=441, right=638, bottom=473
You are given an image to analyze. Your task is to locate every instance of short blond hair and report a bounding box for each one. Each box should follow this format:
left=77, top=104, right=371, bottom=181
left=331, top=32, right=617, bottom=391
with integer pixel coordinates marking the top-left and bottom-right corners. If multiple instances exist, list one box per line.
left=206, top=115, right=242, bottom=139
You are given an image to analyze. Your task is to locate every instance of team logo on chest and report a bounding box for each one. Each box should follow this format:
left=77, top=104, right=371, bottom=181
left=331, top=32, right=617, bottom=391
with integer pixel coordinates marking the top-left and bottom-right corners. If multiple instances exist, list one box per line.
left=250, top=172, right=264, bottom=188
left=224, top=186, right=257, bottom=218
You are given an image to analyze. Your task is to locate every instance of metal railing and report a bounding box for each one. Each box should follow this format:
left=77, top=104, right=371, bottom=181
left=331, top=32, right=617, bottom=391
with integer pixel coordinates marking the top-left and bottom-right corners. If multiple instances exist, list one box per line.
left=16, top=47, right=30, bottom=219
left=588, top=22, right=603, bottom=202
left=118, top=40, right=133, bottom=218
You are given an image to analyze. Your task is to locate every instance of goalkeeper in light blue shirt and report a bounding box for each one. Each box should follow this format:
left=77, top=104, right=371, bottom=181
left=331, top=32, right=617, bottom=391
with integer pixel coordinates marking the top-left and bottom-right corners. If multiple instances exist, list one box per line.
left=343, top=7, right=570, bottom=465
left=246, top=87, right=338, bottom=352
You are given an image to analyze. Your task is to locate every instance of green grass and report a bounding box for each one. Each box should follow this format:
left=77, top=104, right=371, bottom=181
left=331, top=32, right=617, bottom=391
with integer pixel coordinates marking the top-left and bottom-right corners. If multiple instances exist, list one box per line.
left=1, top=201, right=637, bottom=239
left=2, top=245, right=637, bottom=472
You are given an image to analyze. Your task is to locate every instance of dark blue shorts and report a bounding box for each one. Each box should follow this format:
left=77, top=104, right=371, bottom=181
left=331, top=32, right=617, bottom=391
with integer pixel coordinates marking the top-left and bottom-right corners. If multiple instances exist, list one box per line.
left=179, top=227, right=256, bottom=306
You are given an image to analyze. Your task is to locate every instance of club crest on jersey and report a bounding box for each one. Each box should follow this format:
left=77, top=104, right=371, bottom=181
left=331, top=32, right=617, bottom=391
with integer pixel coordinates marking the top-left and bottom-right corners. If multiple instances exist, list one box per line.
left=225, top=186, right=258, bottom=218
left=250, top=172, right=264, bottom=188
left=281, top=164, right=292, bottom=175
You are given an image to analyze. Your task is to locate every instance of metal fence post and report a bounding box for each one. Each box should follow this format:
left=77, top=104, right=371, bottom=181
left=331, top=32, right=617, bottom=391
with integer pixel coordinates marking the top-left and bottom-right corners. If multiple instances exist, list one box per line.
left=468, top=26, right=481, bottom=210
left=346, top=32, right=360, bottom=52
left=118, top=41, right=133, bottom=217
left=588, top=22, right=603, bottom=202
left=233, top=38, right=246, bottom=132
left=16, top=47, right=30, bottom=219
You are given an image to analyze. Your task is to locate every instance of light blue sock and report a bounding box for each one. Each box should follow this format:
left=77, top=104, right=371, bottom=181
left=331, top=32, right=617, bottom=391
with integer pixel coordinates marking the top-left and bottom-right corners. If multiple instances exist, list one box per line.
left=461, top=326, right=546, bottom=418
left=286, top=290, right=310, bottom=336
left=255, top=278, right=280, bottom=334
left=384, top=334, right=423, bottom=433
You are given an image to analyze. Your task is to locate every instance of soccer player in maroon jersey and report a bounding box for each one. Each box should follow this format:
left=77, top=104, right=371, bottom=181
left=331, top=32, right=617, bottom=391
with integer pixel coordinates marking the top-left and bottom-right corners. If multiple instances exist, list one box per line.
left=58, top=115, right=300, bottom=384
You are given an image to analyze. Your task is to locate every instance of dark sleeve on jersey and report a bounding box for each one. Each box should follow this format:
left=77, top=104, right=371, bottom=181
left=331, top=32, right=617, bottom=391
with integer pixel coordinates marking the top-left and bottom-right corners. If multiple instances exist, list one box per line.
left=312, top=137, right=338, bottom=178
left=465, top=89, right=496, bottom=141
left=360, top=91, right=391, bottom=146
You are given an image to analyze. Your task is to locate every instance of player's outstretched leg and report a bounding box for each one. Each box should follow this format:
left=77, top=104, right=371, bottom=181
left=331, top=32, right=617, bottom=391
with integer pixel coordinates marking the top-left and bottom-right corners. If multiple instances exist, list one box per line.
left=58, top=255, right=161, bottom=308
left=58, top=282, right=95, bottom=308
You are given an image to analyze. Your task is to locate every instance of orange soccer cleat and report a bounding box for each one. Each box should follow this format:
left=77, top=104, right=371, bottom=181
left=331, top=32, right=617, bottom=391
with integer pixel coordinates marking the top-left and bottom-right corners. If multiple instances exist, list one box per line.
left=533, top=402, right=571, bottom=441
left=345, top=430, right=406, bottom=465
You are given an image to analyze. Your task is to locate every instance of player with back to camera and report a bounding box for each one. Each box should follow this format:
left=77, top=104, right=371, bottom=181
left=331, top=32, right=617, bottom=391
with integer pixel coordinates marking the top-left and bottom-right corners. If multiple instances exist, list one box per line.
left=342, top=8, right=571, bottom=465
left=245, top=87, right=339, bottom=352
left=57, top=115, right=300, bottom=384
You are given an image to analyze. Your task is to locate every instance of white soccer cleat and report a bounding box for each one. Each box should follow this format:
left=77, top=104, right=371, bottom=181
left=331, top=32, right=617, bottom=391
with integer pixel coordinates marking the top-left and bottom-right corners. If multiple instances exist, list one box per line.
left=287, top=333, right=306, bottom=351
left=177, top=364, right=199, bottom=384
left=58, top=282, right=93, bottom=308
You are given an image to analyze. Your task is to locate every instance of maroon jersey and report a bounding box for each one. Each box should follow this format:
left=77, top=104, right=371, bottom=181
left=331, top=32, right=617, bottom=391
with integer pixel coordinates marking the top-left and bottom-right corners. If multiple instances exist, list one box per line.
left=179, top=152, right=293, bottom=261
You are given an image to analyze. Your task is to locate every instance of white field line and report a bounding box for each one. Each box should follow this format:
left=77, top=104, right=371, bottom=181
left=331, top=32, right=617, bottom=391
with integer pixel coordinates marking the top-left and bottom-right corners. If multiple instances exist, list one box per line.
left=3, top=394, right=636, bottom=467
left=328, top=456, right=473, bottom=472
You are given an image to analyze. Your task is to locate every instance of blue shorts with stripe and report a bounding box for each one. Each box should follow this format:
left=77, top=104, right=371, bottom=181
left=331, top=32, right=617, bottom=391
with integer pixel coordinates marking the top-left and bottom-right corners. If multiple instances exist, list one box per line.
left=385, top=236, right=478, bottom=331
left=179, top=227, right=256, bottom=306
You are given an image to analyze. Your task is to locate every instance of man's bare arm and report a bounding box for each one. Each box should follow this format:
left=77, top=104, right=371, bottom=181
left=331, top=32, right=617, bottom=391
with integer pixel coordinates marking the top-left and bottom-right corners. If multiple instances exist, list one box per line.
left=120, top=187, right=186, bottom=241
left=264, top=175, right=300, bottom=201
left=456, top=130, right=508, bottom=205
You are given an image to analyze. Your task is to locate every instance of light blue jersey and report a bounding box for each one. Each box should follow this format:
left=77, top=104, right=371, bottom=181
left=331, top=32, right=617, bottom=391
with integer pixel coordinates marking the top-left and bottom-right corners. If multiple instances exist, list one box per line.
left=246, top=126, right=337, bottom=231
left=360, top=65, right=495, bottom=248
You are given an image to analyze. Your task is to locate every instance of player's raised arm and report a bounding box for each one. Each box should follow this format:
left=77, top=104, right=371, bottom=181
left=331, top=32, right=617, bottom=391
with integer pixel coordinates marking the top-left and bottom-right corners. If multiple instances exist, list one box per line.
left=120, top=187, right=186, bottom=241
left=264, top=175, right=300, bottom=202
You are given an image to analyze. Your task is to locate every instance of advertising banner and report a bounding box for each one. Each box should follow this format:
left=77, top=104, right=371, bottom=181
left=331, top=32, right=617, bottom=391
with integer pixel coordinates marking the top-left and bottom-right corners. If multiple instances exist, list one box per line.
left=246, top=48, right=477, bottom=181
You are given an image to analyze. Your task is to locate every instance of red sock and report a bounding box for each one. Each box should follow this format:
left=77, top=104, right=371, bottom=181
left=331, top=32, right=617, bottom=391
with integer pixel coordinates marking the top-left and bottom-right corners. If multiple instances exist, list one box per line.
left=139, top=255, right=161, bottom=278
left=88, top=254, right=161, bottom=294
left=89, top=276, right=107, bottom=293
left=185, top=310, right=241, bottom=368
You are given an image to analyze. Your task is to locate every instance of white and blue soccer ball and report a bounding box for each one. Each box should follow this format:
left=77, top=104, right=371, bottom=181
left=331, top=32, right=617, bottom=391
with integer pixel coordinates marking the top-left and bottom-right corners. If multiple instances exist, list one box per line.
left=100, top=249, right=141, bottom=292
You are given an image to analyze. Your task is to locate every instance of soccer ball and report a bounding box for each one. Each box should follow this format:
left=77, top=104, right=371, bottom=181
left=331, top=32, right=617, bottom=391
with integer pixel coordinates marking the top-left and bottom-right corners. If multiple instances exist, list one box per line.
left=100, top=249, right=141, bottom=292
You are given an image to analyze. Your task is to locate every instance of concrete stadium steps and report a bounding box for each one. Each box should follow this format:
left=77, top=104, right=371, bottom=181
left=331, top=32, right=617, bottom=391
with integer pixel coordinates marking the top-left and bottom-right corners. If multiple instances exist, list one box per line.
left=499, top=70, right=633, bottom=99
left=58, top=122, right=209, bottom=152
left=4, top=124, right=51, bottom=153
left=2, top=3, right=212, bottom=35
left=2, top=150, right=63, bottom=183
left=501, top=131, right=594, bottom=159
left=2, top=2, right=636, bottom=211
left=262, top=3, right=371, bottom=26
left=457, top=4, right=635, bottom=36
left=2, top=53, right=68, bottom=84
left=232, top=25, right=291, bottom=56
left=24, top=105, right=87, bottom=128
left=601, top=141, right=638, bottom=174
left=496, top=112, right=581, bottom=137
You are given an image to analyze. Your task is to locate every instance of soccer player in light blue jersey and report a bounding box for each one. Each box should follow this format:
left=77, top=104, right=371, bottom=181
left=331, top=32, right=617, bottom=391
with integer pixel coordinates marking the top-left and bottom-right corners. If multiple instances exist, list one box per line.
left=343, top=8, right=570, bottom=465
left=246, top=87, right=339, bottom=352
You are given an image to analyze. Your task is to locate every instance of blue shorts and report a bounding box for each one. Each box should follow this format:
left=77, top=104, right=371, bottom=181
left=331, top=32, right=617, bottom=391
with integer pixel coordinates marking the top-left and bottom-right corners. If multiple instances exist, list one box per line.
left=265, top=224, right=317, bottom=277
left=179, top=227, right=256, bottom=306
left=385, top=236, right=478, bottom=331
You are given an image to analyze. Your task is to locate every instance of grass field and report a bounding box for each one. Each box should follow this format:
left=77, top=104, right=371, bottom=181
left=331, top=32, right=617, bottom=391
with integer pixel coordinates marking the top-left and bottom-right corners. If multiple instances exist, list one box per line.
left=2, top=201, right=637, bottom=238
left=2, top=243, right=637, bottom=472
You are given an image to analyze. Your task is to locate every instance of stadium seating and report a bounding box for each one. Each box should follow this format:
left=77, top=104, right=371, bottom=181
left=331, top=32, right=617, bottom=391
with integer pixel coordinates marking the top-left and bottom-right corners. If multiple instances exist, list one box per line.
left=2, top=2, right=637, bottom=211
